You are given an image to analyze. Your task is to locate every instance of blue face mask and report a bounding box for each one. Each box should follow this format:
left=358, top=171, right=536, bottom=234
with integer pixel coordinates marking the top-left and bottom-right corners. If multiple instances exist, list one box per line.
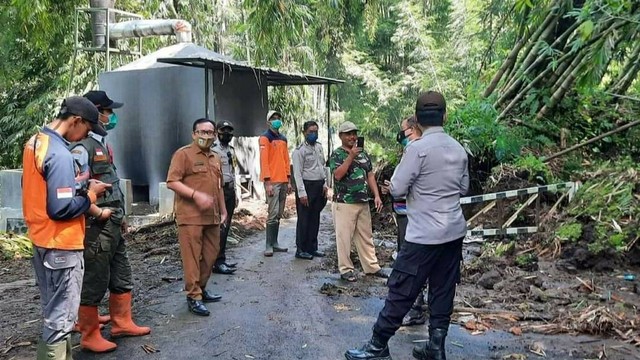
left=400, top=137, right=409, bottom=147
left=270, top=119, right=283, bottom=130
left=105, top=113, right=118, bottom=131
left=306, top=132, right=318, bottom=144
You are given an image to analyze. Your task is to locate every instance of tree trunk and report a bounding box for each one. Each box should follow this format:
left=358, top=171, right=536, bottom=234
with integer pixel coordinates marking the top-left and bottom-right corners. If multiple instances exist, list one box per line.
left=497, top=52, right=574, bottom=119
left=536, top=54, right=589, bottom=120
left=498, top=13, right=560, bottom=103
left=483, top=37, right=525, bottom=98
left=609, top=37, right=640, bottom=95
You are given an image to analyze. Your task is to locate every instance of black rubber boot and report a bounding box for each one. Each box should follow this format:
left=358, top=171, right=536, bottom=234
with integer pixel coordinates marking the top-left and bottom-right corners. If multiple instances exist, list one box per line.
left=345, top=333, right=392, bottom=360
left=264, top=223, right=275, bottom=256
left=412, top=328, right=447, bottom=360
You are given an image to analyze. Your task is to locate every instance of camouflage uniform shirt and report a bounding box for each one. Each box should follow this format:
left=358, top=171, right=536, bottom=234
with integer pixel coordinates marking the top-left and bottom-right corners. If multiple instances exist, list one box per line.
left=329, top=147, right=372, bottom=204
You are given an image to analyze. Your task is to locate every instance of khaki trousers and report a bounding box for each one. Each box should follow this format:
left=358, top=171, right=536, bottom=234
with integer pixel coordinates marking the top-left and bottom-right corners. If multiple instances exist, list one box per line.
left=332, top=202, right=381, bottom=275
left=178, top=224, right=220, bottom=300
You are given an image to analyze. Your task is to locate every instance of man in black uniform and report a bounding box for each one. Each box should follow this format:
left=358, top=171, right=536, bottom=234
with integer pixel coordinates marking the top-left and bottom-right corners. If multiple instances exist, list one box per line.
left=211, top=120, right=238, bottom=274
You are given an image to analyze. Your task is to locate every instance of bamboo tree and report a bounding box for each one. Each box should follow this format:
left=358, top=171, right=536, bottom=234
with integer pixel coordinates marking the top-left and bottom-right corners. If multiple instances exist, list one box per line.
left=535, top=53, right=590, bottom=120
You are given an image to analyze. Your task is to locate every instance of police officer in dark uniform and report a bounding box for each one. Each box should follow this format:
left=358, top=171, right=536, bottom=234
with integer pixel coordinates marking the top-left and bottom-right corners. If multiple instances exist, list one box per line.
left=345, top=91, right=469, bottom=360
left=211, top=120, right=238, bottom=274
left=71, top=91, right=151, bottom=353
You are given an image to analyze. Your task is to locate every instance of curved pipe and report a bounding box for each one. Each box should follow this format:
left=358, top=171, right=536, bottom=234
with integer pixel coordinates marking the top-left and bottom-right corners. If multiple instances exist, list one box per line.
left=108, top=19, right=192, bottom=43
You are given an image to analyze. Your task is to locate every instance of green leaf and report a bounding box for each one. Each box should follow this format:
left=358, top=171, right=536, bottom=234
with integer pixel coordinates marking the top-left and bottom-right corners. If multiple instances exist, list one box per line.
left=578, top=20, right=594, bottom=40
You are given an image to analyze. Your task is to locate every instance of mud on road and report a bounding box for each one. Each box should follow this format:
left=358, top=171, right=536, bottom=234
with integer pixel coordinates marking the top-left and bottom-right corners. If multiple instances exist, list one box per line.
left=1, top=199, right=640, bottom=359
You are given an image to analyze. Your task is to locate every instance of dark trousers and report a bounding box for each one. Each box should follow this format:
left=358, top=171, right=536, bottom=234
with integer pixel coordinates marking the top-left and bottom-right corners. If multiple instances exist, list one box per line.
left=396, top=214, right=408, bottom=252
left=216, top=184, right=236, bottom=266
left=295, top=180, right=327, bottom=253
left=373, top=238, right=463, bottom=341
left=81, top=211, right=133, bottom=306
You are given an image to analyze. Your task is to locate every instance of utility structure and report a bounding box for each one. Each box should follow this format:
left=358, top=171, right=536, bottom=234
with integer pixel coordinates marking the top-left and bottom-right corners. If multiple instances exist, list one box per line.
left=71, top=0, right=343, bottom=206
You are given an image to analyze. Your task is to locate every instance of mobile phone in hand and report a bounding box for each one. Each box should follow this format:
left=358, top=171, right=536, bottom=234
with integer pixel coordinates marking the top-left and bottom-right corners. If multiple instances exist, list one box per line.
left=357, top=136, right=365, bottom=148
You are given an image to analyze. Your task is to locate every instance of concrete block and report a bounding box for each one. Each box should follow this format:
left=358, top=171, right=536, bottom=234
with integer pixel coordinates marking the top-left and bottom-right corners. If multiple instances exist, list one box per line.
left=119, top=179, right=133, bottom=216
left=0, top=207, right=26, bottom=234
left=158, top=182, right=175, bottom=217
left=0, top=170, right=23, bottom=209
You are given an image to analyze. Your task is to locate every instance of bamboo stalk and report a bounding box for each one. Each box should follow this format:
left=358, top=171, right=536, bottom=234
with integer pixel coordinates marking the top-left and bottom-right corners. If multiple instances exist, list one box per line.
left=498, top=11, right=560, bottom=100
left=541, top=120, right=640, bottom=162
left=483, top=38, right=526, bottom=98
left=504, top=15, right=559, bottom=89
left=535, top=53, right=588, bottom=121
left=497, top=51, right=575, bottom=117
left=504, top=194, right=538, bottom=228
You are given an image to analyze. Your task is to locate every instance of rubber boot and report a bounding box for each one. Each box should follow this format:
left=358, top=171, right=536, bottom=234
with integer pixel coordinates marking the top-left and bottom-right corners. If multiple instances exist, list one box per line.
left=73, top=314, right=110, bottom=332
left=344, top=333, right=392, bottom=360
left=65, top=337, right=73, bottom=360
left=36, top=339, right=67, bottom=360
left=109, top=292, right=151, bottom=338
left=412, top=328, right=447, bottom=360
left=272, top=222, right=288, bottom=252
left=264, top=223, right=275, bottom=256
left=78, top=305, right=117, bottom=353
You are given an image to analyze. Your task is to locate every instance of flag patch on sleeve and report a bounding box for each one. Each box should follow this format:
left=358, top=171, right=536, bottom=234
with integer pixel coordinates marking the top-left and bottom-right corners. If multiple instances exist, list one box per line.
left=56, top=187, right=73, bottom=199
left=95, top=149, right=104, bottom=156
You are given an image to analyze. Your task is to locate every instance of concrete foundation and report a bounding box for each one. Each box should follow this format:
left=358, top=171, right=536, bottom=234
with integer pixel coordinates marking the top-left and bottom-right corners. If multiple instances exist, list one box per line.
left=0, top=170, right=23, bottom=209
left=158, top=182, right=175, bottom=217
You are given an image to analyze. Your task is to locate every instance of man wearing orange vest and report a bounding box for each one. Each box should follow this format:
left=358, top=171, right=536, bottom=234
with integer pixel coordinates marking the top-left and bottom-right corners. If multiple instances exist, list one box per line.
left=22, top=96, right=110, bottom=360
left=259, top=110, right=291, bottom=257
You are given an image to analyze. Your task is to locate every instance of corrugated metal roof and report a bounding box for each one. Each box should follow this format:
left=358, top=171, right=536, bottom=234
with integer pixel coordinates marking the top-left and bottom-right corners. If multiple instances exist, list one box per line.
left=113, top=43, right=343, bottom=86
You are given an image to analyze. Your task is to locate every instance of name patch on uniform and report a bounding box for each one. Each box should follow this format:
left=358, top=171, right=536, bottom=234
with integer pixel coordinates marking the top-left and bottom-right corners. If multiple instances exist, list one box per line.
left=56, top=187, right=73, bottom=199
left=194, top=161, right=205, bottom=166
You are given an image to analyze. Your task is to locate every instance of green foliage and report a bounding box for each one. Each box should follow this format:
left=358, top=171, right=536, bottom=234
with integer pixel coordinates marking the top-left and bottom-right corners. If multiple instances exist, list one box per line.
left=568, top=159, right=639, bottom=253
left=447, top=97, right=521, bottom=163
left=555, top=222, right=582, bottom=242
left=515, top=253, right=537, bottom=267
left=0, top=232, right=32, bottom=260
left=514, top=154, right=553, bottom=182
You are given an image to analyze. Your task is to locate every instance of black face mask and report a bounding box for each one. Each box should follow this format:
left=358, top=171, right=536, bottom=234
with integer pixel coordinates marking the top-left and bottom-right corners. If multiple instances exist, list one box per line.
left=219, top=133, right=233, bottom=144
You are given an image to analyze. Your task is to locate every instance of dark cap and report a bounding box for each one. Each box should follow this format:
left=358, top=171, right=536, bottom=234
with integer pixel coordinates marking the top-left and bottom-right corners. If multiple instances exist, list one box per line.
left=84, top=90, right=124, bottom=109
left=60, top=96, right=107, bottom=136
left=415, top=91, right=446, bottom=112
left=217, top=120, right=234, bottom=131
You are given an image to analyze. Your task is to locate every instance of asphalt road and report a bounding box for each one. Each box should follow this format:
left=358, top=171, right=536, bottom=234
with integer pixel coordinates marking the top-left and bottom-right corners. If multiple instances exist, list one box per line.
left=70, top=210, right=637, bottom=360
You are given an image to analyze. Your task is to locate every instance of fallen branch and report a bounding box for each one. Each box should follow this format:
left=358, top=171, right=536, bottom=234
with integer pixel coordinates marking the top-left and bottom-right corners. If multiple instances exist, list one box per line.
left=454, top=307, right=554, bottom=322
left=542, top=120, right=640, bottom=162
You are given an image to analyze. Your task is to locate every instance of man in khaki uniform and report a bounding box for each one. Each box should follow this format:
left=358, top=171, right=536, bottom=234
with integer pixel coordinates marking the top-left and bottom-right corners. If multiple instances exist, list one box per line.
left=167, top=118, right=228, bottom=316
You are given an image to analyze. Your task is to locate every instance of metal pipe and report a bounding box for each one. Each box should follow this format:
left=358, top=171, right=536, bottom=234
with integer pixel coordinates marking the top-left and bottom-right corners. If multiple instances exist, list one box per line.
left=108, top=19, right=192, bottom=43
left=89, top=0, right=116, bottom=47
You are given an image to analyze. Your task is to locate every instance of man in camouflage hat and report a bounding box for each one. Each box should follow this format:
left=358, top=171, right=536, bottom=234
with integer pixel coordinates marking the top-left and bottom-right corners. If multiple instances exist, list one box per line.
left=329, top=121, right=389, bottom=282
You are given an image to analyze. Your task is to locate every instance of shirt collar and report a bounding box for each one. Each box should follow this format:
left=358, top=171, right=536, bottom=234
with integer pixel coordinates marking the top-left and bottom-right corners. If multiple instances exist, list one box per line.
left=422, top=126, right=445, bottom=137
left=190, top=142, right=209, bottom=155
left=42, top=126, right=69, bottom=145
left=89, top=131, right=105, bottom=143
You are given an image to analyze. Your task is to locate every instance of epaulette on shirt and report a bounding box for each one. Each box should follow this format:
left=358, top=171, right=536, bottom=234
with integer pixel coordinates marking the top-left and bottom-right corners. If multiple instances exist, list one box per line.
left=178, top=144, right=192, bottom=151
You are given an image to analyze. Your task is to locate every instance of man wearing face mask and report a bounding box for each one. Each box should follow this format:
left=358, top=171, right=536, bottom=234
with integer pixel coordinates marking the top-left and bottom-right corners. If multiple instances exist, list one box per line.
left=345, top=91, right=469, bottom=360
left=382, top=115, right=428, bottom=327
left=167, top=118, right=227, bottom=316
left=292, top=120, right=328, bottom=260
left=210, top=120, right=238, bottom=275
left=259, top=110, right=291, bottom=257
left=70, top=90, right=151, bottom=353
left=23, top=96, right=111, bottom=359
